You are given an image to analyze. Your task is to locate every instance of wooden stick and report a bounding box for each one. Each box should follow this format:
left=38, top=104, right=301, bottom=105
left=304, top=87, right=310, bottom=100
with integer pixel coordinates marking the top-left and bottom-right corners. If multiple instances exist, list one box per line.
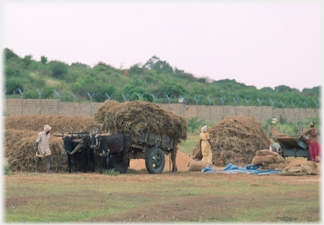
left=53, top=134, right=79, bottom=138
left=97, top=133, right=112, bottom=137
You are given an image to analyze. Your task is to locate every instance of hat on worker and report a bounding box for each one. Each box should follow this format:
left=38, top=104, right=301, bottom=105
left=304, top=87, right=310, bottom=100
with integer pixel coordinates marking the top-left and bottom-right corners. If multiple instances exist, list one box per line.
left=201, top=126, right=207, bottom=133
left=44, top=124, right=52, bottom=132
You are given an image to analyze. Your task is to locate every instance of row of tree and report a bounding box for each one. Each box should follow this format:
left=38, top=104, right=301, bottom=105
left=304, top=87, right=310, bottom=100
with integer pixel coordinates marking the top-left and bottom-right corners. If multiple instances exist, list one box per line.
left=3, top=48, right=321, bottom=108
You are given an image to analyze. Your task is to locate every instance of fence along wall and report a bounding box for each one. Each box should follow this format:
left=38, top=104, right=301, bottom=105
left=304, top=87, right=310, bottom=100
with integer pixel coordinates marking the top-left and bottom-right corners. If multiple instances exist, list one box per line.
left=3, top=99, right=320, bottom=123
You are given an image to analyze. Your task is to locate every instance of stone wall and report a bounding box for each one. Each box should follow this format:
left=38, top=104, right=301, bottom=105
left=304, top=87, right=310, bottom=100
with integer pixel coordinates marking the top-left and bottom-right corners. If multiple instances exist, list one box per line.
left=3, top=99, right=320, bottom=123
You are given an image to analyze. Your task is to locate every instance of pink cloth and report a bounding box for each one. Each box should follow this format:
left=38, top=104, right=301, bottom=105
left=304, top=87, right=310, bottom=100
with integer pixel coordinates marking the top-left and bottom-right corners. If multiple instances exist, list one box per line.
left=44, top=124, right=51, bottom=132
left=308, top=128, right=321, bottom=161
left=308, top=140, right=321, bottom=161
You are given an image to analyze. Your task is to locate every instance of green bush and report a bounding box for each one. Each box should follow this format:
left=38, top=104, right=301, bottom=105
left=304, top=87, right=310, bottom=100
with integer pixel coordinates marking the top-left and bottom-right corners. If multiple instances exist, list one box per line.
left=93, top=84, right=117, bottom=102
left=187, top=117, right=216, bottom=133
left=59, top=90, right=72, bottom=102
left=94, top=65, right=106, bottom=73
left=24, top=90, right=38, bottom=99
left=106, top=168, right=119, bottom=176
left=5, top=77, right=24, bottom=94
left=71, top=62, right=89, bottom=68
left=41, top=56, right=48, bottom=64
left=5, top=66, right=20, bottom=78
left=2, top=49, right=321, bottom=107
left=123, top=85, right=153, bottom=102
left=157, top=83, right=188, bottom=97
left=279, top=114, right=287, bottom=124
left=23, top=55, right=33, bottom=66
left=129, top=64, right=146, bottom=75
left=49, top=61, right=69, bottom=79
left=42, top=87, right=55, bottom=99
left=4, top=48, right=19, bottom=62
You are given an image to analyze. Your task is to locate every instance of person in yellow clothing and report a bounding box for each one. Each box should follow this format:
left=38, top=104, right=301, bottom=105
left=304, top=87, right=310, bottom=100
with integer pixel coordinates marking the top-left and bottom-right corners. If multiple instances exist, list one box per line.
left=199, top=126, right=215, bottom=165
left=35, top=124, right=51, bottom=174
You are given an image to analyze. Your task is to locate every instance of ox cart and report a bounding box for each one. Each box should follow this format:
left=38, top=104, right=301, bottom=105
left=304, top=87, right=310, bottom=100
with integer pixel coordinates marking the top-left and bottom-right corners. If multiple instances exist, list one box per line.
left=108, top=130, right=178, bottom=174
left=55, top=130, right=178, bottom=174
left=268, top=124, right=311, bottom=161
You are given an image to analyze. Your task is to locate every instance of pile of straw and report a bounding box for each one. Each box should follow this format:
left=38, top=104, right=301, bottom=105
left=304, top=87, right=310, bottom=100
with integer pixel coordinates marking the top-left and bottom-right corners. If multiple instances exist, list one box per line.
left=93, top=100, right=119, bottom=124
left=192, top=116, right=271, bottom=165
left=94, top=100, right=188, bottom=143
left=5, top=115, right=95, bottom=133
left=6, top=135, right=67, bottom=173
left=4, top=115, right=101, bottom=173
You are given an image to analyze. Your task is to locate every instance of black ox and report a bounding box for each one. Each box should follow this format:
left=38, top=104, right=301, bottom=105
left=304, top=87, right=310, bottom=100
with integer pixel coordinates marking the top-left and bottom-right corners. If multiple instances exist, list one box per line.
left=62, top=128, right=95, bottom=174
left=90, top=128, right=131, bottom=174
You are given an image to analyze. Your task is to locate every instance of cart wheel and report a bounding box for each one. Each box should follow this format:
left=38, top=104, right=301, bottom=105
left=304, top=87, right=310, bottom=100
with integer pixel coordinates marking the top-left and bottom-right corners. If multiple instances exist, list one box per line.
left=145, top=147, right=165, bottom=174
left=109, top=154, right=129, bottom=173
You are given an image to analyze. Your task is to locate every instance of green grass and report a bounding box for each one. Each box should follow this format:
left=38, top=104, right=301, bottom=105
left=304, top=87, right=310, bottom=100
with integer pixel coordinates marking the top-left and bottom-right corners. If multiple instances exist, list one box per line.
left=106, top=168, right=119, bottom=176
left=5, top=172, right=320, bottom=223
left=179, top=133, right=200, bottom=156
left=4, top=164, right=10, bottom=175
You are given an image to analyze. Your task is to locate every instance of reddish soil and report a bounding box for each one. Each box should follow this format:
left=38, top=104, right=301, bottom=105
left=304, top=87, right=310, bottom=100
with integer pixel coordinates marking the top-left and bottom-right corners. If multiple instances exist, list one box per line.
left=130, top=150, right=193, bottom=170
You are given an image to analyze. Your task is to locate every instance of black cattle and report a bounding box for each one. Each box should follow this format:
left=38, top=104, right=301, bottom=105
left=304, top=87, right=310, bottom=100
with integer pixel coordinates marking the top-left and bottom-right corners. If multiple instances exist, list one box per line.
left=90, top=131, right=131, bottom=174
left=62, top=128, right=94, bottom=174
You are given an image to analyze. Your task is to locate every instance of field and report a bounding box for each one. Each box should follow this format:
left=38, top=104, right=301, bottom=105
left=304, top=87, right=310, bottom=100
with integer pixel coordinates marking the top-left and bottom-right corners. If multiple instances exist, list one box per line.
left=4, top=114, right=321, bottom=223
left=5, top=166, right=320, bottom=223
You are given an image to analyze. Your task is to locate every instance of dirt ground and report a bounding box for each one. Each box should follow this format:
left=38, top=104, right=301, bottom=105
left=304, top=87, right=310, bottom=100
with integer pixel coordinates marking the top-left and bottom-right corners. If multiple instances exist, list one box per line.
left=130, top=150, right=193, bottom=170
left=4, top=114, right=321, bottom=222
left=5, top=167, right=320, bottom=185
left=5, top=169, right=320, bottom=222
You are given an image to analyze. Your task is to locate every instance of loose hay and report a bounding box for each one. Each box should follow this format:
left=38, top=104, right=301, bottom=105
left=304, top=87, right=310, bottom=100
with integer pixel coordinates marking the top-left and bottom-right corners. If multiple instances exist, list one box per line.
left=93, top=99, right=119, bottom=125
left=6, top=135, right=67, bottom=173
left=4, top=129, right=39, bottom=157
left=5, top=115, right=95, bottom=133
left=94, top=100, right=188, bottom=143
left=6, top=132, right=106, bottom=173
left=4, top=115, right=101, bottom=173
left=192, top=116, right=271, bottom=165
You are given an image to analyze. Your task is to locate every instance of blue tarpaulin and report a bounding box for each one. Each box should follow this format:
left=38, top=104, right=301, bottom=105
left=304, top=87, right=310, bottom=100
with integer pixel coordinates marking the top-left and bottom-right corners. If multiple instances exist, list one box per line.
left=201, top=163, right=282, bottom=175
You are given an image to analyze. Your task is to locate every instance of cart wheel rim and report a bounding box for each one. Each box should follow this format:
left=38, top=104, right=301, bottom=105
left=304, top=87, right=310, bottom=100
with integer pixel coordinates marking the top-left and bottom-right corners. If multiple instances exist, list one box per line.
left=151, top=154, right=162, bottom=168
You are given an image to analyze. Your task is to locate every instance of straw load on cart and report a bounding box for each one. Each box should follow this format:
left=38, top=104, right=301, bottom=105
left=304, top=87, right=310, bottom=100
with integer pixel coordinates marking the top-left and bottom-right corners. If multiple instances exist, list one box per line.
left=93, top=100, right=188, bottom=144
left=93, top=100, right=188, bottom=174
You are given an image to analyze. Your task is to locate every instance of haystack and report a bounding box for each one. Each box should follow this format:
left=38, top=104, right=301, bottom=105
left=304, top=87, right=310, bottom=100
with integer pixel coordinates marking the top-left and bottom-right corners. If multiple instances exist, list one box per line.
left=6, top=136, right=67, bottom=173
left=192, top=116, right=271, bottom=165
left=94, top=100, right=188, bottom=143
left=93, top=99, right=119, bottom=124
left=4, top=129, right=39, bottom=157
left=5, top=115, right=95, bottom=133
left=5, top=130, right=106, bottom=173
left=4, top=115, right=100, bottom=173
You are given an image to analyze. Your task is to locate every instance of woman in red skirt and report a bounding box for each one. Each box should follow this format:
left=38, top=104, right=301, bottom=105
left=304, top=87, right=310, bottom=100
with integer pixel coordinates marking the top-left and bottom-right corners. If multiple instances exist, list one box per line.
left=302, top=121, right=321, bottom=162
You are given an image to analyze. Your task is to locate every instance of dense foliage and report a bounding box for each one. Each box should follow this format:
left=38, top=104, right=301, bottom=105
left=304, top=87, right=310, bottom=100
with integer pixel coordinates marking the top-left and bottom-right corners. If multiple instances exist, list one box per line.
left=3, top=48, right=320, bottom=108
